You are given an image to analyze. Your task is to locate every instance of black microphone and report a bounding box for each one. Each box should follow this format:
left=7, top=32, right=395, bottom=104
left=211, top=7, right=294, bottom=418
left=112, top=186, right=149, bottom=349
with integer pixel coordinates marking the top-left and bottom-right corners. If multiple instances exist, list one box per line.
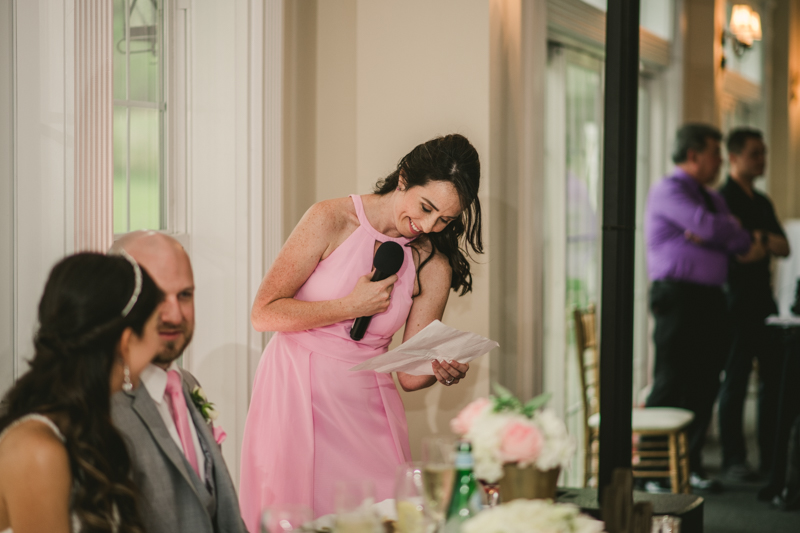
left=350, top=241, right=405, bottom=341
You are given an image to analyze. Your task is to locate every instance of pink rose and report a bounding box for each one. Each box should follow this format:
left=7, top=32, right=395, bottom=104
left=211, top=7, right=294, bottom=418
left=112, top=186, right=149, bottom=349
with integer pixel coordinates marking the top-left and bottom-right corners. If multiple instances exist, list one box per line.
left=499, top=421, right=543, bottom=464
left=212, top=425, right=227, bottom=445
left=450, top=398, right=491, bottom=435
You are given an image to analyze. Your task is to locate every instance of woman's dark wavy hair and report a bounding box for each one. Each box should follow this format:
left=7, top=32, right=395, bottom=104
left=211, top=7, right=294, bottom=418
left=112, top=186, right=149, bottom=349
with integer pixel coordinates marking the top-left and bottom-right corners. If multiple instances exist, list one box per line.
left=0, top=252, right=163, bottom=533
left=374, top=133, right=483, bottom=295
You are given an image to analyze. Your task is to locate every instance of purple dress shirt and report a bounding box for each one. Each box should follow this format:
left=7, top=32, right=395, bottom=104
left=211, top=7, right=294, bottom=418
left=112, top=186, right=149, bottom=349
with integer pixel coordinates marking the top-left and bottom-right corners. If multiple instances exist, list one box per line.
left=645, top=168, right=751, bottom=286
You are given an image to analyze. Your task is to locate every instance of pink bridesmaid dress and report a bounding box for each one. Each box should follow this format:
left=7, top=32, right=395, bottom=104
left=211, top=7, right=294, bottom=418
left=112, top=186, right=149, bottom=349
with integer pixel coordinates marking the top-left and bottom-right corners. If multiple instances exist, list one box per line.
left=239, top=195, right=417, bottom=530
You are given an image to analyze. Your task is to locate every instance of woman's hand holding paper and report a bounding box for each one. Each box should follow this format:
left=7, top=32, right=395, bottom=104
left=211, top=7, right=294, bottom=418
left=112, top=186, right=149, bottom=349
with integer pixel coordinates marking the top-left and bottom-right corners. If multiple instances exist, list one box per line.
left=433, top=359, right=469, bottom=386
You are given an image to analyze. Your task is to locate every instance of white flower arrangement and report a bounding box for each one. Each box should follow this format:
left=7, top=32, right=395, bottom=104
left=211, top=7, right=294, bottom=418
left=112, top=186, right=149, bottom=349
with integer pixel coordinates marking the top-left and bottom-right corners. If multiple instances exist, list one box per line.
left=462, top=499, right=604, bottom=533
left=450, top=385, right=575, bottom=483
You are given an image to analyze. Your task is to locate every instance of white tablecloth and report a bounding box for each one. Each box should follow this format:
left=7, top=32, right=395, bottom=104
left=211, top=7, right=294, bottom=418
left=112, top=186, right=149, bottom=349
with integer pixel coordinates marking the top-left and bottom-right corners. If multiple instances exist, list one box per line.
left=773, top=219, right=800, bottom=316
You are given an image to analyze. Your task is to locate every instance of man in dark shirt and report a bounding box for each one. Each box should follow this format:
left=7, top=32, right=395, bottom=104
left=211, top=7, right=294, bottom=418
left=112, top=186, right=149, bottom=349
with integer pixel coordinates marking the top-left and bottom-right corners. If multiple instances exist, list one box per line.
left=718, top=128, right=791, bottom=482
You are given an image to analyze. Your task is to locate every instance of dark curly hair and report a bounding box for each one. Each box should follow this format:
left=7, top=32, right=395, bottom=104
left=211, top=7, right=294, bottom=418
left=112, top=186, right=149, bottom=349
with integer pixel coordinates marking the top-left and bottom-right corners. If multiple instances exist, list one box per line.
left=374, top=133, right=483, bottom=295
left=0, top=252, right=164, bottom=533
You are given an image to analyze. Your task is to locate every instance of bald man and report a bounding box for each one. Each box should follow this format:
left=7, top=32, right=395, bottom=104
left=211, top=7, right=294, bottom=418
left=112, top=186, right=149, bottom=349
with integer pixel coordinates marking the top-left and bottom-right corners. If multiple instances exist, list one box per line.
left=110, top=231, right=247, bottom=533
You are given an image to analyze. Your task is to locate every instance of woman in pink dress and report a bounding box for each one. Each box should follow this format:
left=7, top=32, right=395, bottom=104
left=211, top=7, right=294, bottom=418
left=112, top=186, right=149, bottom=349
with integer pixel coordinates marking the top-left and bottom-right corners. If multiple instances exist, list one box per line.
left=239, top=134, right=483, bottom=527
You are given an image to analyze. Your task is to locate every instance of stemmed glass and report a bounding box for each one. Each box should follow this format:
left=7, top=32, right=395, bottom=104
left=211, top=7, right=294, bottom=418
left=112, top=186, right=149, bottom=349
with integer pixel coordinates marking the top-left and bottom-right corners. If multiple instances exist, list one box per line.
left=477, top=480, right=501, bottom=508
left=334, top=480, right=381, bottom=533
left=394, top=462, right=429, bottom=533
left=651, top=515, right=681, bottom=533
left=420, top=437, right=455, bottom=532
left=260, top=504, right=313, bottom=532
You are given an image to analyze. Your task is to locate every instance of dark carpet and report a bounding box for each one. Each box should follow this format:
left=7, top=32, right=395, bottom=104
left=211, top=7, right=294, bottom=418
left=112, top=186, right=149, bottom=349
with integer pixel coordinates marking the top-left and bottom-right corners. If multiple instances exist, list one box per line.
left=700, top=437, right=799, bottom=533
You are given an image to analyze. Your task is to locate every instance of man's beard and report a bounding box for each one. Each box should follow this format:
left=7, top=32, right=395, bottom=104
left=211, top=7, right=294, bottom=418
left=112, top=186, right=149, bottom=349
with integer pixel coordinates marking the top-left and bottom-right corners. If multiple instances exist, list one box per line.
left=153, top=324, right=194, bottom=365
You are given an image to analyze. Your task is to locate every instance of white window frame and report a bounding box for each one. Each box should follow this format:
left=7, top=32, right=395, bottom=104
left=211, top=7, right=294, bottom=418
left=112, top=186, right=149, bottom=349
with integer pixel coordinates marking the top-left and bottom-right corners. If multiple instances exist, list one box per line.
left=112, top=0, right=189, bottom=243
left=164, top=0, right=189, bottom=242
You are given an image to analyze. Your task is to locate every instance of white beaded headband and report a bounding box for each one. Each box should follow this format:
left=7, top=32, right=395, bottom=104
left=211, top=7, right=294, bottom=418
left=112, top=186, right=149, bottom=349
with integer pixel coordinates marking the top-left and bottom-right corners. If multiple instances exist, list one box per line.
left=119, top=249, right=142, bottom=317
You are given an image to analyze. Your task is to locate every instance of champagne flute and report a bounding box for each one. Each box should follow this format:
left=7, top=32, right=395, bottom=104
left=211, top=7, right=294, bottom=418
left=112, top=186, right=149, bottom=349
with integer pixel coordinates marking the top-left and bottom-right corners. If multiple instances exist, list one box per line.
left=260, top=504, right=313, bottom=532
left=394, top=462, right=428, bottom=533
left=334, top=480, right=381, bottom=533
left=421, top=437, right=455, bottom=532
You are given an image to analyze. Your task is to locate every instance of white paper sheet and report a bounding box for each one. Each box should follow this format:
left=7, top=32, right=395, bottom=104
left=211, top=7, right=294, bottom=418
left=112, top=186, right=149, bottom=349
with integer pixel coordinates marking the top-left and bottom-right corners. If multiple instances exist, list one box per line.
left=349, top=320, right=499, bottom=375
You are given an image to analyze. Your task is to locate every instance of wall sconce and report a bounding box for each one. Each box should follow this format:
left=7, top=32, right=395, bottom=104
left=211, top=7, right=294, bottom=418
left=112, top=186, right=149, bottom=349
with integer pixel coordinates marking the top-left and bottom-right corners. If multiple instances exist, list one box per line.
left=722, top=4, right=762, bottom=67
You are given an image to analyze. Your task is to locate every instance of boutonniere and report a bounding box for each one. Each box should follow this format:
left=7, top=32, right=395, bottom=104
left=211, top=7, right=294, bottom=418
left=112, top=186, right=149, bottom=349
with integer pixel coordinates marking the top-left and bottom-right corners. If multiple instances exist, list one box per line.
left=190, top=386, right=227, bottom=444
left=190, top=386, right=218, bottom=423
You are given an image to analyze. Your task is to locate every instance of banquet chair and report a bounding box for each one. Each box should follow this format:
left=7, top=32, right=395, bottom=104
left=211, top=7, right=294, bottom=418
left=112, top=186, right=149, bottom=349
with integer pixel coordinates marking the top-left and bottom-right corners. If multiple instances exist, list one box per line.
left=573, top=305, right=694, bottom=493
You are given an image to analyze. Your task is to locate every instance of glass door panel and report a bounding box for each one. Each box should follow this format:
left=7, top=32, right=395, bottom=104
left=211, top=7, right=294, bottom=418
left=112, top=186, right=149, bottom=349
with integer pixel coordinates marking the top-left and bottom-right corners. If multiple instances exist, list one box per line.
left=565, top=56, right=603, bottom=311
left=544, top=46, right=604, bottom=487
left=545, top=46, right=654, bottom=486
left=633, top=81, right=651, bottom=404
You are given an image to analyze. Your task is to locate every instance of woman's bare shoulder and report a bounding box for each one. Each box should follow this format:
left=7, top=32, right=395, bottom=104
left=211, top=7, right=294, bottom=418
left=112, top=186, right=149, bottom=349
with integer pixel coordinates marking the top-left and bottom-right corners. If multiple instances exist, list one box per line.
left=0, top=419, right=70, bottom=479
left=302, top=196, right=359, bottom=234
left=410, top=238, right=450, bottom=269
left=409, top=240, right=452, bottom=297
left=422, top=246, right=452, bottom=279
left=0, top=419, right=72, bottom=531
left=299, top=197, right=361, bottom=262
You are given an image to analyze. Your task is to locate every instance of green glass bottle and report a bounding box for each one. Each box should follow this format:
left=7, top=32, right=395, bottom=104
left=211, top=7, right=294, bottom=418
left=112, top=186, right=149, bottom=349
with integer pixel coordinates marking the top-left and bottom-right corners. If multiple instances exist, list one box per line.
left=443, top=441, right=481, bottom=533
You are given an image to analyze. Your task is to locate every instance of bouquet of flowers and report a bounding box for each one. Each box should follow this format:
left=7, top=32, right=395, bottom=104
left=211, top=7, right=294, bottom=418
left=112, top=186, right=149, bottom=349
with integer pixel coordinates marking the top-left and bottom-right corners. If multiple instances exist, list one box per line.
left=450, top=385, right=574, bottom=483
left=462, top=499, right=604, bottom=533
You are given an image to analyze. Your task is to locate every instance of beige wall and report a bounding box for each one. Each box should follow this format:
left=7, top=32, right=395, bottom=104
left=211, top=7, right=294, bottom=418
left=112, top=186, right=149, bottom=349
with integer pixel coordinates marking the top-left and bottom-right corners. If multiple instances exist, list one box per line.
left=488, top=0, right=547, bottom=401
left=0, top=0, right=12, bottom=394
left=489, top=0, right=522, bottom=398
left=283, top=0, right=318, bottom=238
left=682, top=0, right=720, bottom=124
left=283, top=0, right=496, bottom=459
left=787, top=0, right=800, bottom=219
left=316, top=0, right=358, bottom=202
left=283, top=0, right=359, bottom=230
left=769, top=0, right=800, bottom=222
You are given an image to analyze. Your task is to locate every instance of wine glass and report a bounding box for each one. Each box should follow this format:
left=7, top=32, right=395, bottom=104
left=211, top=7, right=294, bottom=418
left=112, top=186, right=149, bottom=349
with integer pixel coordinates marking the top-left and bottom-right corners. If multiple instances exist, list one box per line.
left=420, top=437, right=455, bottom=532
left=260, top=504, right=313, bottom=532
left=334, top=480, right=381, bottom=533
left=651, top=515, right=681, bottom=533
left=477, top=479, right=500, bottom=508
left=394, top=462, right=428, bottom=533
left=421, top=436, right=454, bottom=465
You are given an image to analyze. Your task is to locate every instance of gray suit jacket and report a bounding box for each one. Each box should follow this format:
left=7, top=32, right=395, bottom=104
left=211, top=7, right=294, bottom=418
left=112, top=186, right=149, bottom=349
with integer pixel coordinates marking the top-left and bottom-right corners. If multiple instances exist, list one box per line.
left=112, top=370, right=248, bottom=533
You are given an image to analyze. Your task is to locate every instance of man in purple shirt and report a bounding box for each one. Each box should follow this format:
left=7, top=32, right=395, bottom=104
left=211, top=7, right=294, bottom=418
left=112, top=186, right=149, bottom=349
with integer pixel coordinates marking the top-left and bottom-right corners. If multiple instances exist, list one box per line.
left=644, top=123, right=755, bottom=492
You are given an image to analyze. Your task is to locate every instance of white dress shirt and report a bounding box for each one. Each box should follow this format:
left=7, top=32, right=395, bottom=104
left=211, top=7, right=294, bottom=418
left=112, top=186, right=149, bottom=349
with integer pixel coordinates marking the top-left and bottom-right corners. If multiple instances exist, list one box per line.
left=140, top=362, right=207, bottom=483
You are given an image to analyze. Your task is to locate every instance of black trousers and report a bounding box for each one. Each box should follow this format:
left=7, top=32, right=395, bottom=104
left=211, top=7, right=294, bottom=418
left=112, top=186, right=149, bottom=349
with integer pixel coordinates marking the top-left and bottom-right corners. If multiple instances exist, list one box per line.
left=646, top=280, right=730, bottom=473
left=763, top=328, right=800, bottom=495
left=717, top=293, right=782, bottom=471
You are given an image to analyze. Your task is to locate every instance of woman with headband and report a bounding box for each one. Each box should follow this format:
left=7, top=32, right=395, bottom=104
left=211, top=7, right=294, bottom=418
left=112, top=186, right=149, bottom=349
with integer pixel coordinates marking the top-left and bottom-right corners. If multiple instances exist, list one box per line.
left=0, top=252, right=164, bottom=533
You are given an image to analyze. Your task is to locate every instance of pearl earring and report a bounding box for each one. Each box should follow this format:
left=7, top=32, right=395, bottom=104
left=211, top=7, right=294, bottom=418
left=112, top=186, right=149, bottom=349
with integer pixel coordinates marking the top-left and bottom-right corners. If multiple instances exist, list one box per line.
left=122, top=364, right=133, bottom=392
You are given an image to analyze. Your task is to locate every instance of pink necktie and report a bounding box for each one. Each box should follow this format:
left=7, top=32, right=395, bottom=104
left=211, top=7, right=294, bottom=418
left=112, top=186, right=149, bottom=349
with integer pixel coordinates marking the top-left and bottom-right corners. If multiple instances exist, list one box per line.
left=165, top=370, right=200, bottom=477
